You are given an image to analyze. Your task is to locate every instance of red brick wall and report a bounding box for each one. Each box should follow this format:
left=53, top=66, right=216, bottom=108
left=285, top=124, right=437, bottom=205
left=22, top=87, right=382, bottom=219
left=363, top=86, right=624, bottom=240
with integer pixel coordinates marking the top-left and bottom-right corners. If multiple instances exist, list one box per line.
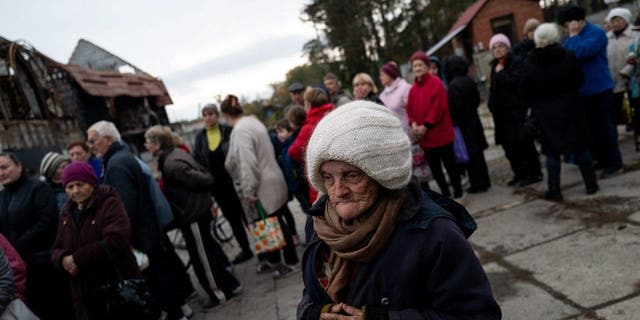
left=471, top=0, right=544, bottom=50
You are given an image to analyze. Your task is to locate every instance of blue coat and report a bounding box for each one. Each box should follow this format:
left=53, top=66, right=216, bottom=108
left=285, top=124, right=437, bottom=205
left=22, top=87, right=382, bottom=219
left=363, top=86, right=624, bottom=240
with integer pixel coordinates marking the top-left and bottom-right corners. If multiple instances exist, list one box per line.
left=563, top=22, right=614, bottom=96
left=297, top=181, right=501, bottom=319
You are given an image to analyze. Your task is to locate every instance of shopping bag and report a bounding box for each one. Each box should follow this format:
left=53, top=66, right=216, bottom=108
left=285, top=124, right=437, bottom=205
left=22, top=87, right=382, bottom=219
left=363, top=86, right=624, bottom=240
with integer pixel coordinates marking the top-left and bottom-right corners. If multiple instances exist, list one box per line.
left=0, top=299, right=39, bottom=320
left=453, top=127, right=470, bottom=164
left=411, top=144, right=431, bottom=181
left=249, top=201, right=286, bottom=254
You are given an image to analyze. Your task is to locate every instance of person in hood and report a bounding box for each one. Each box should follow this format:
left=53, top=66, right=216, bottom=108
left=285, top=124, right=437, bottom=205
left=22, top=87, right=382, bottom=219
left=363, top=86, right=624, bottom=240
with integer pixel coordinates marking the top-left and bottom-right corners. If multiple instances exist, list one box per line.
left=443, top=55, right=491, bottom=193
left=297, top=101, right=501, bottom=320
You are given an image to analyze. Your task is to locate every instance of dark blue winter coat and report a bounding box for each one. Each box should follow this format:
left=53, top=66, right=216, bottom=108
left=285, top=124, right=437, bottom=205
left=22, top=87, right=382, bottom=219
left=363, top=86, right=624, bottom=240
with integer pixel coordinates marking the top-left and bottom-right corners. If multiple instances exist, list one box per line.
left=297, top=180, right=501, bottom=319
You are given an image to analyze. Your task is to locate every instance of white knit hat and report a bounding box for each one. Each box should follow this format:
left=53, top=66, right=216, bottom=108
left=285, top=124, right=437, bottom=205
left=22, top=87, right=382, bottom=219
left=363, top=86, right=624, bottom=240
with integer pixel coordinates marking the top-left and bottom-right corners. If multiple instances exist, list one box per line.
left=306, top=100, right=412, bottom=192
left=607, top=8, right=632, bottom=24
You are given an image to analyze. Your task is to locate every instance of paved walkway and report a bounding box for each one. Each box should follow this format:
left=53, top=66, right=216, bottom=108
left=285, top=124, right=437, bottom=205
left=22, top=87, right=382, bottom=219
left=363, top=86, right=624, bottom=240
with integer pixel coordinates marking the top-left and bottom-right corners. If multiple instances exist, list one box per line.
left=182, top=112, right=640, bottom=319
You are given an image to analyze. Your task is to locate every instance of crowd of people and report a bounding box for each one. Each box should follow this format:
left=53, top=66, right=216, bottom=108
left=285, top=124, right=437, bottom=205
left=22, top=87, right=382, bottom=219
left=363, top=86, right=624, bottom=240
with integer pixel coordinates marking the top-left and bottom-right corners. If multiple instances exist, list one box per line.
left=0, top=4, right=638, bottom=320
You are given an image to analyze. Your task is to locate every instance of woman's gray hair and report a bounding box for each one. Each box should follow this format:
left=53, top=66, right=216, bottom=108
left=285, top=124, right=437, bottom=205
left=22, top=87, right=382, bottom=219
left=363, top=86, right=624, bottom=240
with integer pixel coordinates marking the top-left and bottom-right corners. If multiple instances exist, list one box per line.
left=144, top=125, right=177, bottom=150
left=87, top=121, right=121, bottom=142
left=534, top=23, right=561, bottom=48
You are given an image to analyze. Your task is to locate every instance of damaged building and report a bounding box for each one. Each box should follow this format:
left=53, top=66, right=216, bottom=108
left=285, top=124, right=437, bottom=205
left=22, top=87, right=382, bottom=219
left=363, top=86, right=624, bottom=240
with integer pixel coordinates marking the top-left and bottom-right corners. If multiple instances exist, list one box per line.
left=0, top=36, right=172, bottom=172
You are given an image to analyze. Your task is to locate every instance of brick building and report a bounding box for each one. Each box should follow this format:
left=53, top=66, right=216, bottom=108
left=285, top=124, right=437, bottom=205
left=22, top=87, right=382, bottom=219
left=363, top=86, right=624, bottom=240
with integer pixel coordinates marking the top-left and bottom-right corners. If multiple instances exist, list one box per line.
left=428, top=0, right=544, bottom=60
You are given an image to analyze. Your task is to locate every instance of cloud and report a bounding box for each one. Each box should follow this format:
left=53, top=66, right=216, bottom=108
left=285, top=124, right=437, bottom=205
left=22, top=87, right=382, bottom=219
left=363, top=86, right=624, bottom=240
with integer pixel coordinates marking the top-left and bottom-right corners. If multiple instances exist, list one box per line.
left=162, top=34, right=308, bottom=90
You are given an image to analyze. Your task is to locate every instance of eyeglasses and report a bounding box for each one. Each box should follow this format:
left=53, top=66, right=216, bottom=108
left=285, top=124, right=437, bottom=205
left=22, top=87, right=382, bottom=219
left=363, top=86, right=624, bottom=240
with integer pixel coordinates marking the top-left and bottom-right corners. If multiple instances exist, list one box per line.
left=87, top=137, right=102, bottom=145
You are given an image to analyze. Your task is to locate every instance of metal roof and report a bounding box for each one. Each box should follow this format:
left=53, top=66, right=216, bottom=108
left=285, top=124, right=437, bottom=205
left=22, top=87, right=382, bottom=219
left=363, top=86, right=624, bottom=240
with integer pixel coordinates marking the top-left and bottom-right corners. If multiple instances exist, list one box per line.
left=448, top=0, right=490, bottom=33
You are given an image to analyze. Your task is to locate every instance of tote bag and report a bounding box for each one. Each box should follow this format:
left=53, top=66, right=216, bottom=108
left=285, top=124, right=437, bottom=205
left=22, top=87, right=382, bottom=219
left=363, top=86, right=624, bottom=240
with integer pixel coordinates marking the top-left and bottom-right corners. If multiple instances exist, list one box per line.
left=249, top=201, right=286, bottom=254
left=453, top=127, right=470, bottom=164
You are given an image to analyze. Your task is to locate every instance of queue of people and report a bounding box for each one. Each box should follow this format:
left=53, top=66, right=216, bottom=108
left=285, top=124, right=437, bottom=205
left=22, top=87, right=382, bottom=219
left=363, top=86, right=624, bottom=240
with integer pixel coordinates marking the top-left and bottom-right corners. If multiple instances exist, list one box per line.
left=3, top=4, right=638, bottom=319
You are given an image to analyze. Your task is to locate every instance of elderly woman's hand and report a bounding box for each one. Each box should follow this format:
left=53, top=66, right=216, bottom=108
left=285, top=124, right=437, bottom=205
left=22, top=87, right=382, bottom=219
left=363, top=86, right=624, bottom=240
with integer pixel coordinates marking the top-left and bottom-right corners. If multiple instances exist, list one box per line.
left=62, top=255, right=79, bottom=276
left=320, top=303, right=364, bottom=319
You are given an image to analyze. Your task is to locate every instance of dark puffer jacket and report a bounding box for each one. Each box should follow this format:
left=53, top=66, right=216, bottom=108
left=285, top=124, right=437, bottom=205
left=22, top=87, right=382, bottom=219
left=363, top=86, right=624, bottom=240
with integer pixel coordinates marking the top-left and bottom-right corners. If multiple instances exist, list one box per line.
left=52, top=185, right=141, bottom=320
left=0, top=174, right=58, bottom=265
left=488, top=54, right=529, bottom=145
left=297, top=179, right=501, bottom=319
left=520, top=44, right=588, bottom=155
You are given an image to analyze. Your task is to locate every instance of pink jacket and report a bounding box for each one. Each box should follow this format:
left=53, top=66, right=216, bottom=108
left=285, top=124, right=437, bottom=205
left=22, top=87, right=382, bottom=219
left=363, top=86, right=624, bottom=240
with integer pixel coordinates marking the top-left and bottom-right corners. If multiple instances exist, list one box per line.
left=0, top=233, right=26, bottom=298
left=379, top=78, right=413, bottom=140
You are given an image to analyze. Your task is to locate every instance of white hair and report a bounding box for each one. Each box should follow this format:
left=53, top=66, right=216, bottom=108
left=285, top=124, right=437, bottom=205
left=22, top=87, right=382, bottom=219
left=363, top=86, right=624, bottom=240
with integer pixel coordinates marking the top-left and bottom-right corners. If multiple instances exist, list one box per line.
left=534, top=23, right=561, bottom=48
left=87, top=120, right=121, bottom=142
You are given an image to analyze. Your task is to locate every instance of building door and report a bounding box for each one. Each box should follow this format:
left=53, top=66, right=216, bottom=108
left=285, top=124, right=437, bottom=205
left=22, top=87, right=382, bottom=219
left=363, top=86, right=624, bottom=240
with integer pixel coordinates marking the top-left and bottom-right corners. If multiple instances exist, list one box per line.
left=491, top=14, right=517, bottom=44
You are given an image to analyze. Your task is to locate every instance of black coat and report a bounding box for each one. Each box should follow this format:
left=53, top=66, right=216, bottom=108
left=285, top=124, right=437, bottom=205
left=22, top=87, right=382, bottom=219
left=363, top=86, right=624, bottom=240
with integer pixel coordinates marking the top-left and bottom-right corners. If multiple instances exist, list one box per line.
left=0, top=174, right=58, bottom=266
left=297, top=180, right=501, bottom=319
left=102, top=142, right=164, bottom=252
left=443, top=55, right=488, bottom=156
left=488, top=55, right=529, bottom=145
left=520, top=44, right=588, bottom=155
left=194, top=124, right=232, bottom=180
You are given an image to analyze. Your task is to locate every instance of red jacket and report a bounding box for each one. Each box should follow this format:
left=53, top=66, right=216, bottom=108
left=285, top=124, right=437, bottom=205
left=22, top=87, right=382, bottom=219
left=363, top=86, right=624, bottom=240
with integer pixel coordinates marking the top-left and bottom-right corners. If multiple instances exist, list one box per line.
left=0, top=233, right=26, bottom=298
left=406, top=74, right=455, bottom=149
left=288, top=103, right=334, bottom=202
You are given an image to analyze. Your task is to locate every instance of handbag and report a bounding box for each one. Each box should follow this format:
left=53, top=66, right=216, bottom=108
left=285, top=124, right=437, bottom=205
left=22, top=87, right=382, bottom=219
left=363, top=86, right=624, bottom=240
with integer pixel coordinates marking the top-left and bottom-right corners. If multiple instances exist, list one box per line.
left=0, top=299, right=39, bottom=320
left=248, top=201, right=286, bottom=254
left=89, top=244, right=160, bottom=320
left=453, top=127, right=470, bottom=164
left=411, top=144, right=431, bottom=182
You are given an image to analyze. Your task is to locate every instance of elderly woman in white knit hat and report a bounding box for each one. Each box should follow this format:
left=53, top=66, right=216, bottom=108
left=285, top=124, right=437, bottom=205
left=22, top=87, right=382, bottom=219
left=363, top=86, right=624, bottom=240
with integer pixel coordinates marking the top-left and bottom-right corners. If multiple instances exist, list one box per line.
left=296, top=101, right=500, bottom=320
left=606, top=7, right=636, bottom=126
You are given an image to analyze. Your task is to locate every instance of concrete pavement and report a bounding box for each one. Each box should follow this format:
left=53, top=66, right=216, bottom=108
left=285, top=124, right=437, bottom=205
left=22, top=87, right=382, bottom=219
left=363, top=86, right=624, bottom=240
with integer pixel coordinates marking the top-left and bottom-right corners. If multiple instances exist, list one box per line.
left=186, top=118, right=640, bottom=320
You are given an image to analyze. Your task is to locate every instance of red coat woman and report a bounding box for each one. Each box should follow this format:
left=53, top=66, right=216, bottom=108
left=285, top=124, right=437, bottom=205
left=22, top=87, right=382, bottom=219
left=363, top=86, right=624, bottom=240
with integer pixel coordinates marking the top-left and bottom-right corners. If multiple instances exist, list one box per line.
left=52, top=162, right=140, bottom=320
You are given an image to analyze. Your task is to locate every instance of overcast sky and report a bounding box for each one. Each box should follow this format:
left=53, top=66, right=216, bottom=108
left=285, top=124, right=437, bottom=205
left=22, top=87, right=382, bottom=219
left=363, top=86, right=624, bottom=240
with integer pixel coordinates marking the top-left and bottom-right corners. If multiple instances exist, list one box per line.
left=0, top=0, right=316, bottom=122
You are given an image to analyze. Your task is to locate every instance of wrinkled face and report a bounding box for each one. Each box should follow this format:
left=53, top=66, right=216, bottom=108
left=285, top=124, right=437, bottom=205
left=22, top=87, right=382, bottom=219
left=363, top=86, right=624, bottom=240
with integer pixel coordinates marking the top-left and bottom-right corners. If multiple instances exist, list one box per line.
left=611, top=16, right=628, bottom=32
left=65, top=180, right=94, bottom=206
left=491, top=42, right=509, bottom=60
left=412, top=60, right=428, bottom=78
left=144, top=139, right=161, bottom=157
left=379, top=72, right=393, bottom=86
left=324, top=79, right=339, bottom=95
left=320, top=160, right=380, bottom=222
left=68, top=145, right=90, bottom=163
left=53, top=160, right=70, bottom=183
left=87, top=131, right=111, bottom=159
left=0, top=156, right=22, bottom=185
left=203, top=110, right=219, bottom=128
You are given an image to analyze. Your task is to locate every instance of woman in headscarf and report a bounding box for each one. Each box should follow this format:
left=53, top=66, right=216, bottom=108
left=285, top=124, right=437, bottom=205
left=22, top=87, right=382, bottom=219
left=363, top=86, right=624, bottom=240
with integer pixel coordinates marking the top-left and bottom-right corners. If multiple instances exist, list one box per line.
left=297, top=101, right=501, bottom=319
left=51, top=161, right=143, bottom=320
left=221, top=95, right=299, bottom=277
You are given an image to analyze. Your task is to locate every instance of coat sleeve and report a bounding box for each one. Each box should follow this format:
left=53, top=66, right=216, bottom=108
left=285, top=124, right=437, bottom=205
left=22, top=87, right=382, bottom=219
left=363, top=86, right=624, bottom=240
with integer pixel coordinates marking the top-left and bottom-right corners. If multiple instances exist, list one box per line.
left=389, top=219, right=501, bottom=320
left=72, top=197, right=132, bottom=271
left=0, top=234, right=25, bottom=297
left=0, top=248, right=15, bottom=314
left=193, top=131, right=207, bottom=168
left=13, top=183, right=58, bottom=258
left=288, top=124, right=313, bottom=165
left=406, top=87, right=418, bottom=125
left=423, top=81, right=449, bottom=127
left=564, top=27, right=607, bottom=60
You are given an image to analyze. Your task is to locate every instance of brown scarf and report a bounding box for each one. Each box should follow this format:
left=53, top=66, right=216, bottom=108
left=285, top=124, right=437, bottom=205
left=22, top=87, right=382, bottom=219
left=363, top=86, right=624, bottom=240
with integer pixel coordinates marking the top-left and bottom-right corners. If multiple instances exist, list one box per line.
left=313, top=190, right=405, bottom=302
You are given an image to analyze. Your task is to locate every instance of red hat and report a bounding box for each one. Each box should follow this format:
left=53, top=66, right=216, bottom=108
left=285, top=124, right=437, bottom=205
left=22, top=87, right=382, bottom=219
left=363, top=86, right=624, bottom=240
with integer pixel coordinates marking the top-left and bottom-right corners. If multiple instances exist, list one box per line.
left=61, top=162, right=98, bottom=187
left=410, top=51, right=430, bottom=66
left=380, top=61, right=400, bottom=79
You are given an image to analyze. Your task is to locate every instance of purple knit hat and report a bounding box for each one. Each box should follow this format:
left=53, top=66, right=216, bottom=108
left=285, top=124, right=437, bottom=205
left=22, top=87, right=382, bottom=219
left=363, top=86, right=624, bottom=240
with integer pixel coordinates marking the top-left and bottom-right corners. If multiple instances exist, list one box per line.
left=61, top=162, right=98, bottom=187
left=380, top=61, right=400, bottom=79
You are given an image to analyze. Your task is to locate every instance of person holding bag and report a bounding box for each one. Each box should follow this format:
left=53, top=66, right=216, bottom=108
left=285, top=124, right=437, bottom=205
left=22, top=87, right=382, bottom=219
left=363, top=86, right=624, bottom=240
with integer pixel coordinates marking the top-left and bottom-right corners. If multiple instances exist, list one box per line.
left=221, top=95, right=299, bottom=278
left=145, top=125, right=242, bottom=309
left=51, top=161, right=154, bottom=320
